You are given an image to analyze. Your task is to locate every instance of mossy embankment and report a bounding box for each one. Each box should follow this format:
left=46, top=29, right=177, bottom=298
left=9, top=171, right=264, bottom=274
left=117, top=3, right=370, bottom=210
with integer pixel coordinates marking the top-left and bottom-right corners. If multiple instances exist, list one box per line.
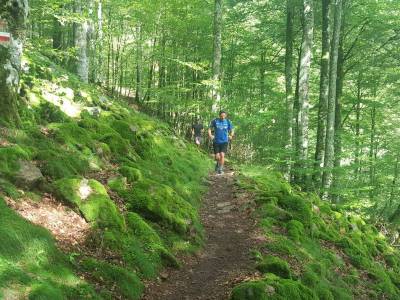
left=232, top=166, right=400, bottom=300
left=0, top=49, right=211, bottom=299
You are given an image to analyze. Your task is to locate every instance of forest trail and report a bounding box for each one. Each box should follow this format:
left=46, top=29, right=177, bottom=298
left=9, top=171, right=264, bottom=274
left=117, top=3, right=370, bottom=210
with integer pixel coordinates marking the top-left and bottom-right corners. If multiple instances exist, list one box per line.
left=143, top=168, right=261, bottom=300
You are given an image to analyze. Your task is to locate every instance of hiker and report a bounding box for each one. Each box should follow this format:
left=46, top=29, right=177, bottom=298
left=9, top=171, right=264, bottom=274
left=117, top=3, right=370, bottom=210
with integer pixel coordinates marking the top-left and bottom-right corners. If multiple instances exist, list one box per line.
left=208, top=111, right=234, bottom=174
left=191, top=118, right=204, bottom=146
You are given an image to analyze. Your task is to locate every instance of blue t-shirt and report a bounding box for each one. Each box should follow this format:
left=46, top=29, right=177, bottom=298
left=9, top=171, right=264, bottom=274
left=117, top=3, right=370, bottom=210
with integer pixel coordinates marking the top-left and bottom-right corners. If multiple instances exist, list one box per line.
left=210, top=118, right=233, bottom=144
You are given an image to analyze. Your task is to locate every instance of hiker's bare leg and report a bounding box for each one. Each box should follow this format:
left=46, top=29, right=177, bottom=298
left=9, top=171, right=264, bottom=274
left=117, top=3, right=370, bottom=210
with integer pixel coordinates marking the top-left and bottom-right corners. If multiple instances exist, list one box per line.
left=220, top=152, right=225, bottom=169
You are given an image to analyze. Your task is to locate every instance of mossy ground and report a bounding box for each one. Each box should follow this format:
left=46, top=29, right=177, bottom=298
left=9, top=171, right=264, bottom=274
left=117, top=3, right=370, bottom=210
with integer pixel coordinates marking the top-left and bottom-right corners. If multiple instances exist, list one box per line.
left=232, top=165, right=400, bottom=300
left=0, top=48, right=212, bottom=299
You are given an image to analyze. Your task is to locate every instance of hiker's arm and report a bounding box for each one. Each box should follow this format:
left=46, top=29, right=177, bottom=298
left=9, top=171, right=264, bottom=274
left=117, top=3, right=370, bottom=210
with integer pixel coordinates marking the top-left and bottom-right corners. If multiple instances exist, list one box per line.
left=208, top=128, right=214, bottom=140
left=229, top=129, right=234, bottom=140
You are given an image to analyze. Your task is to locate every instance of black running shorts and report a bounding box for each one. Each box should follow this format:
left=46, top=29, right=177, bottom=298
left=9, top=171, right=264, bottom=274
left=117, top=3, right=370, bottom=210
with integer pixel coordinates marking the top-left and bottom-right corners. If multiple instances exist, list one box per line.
left=213, top=142, right=228, bottom=154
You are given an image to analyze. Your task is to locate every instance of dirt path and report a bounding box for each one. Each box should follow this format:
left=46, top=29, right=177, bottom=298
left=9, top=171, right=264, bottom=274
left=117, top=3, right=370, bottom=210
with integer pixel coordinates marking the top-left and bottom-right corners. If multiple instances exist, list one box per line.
left=143, top=169, right=261, bottom=300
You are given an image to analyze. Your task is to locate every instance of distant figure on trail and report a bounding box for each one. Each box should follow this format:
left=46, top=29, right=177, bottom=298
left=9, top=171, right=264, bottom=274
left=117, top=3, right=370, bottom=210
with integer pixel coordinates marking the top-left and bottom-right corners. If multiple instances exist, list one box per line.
left=191, top=118, right=204, bottom=146
left=208, top=111, right=234, bottom=175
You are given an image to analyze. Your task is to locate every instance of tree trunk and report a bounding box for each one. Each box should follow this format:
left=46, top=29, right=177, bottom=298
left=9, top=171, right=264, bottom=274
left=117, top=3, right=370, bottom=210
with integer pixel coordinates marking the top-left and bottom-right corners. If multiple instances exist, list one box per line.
left=313, top=0, right=331, bottom=185
left=369, top=104, right=376, bottom=201
left=74, top=0, right=89, bottom=83
left=52, top=14, right=62, bottom=50
left=0, top=0, right=29, bottom=126
left=354, top=75, right=362, bottom=184
left=211, top=0, right=222, bottom=112
left=260, top=50, right=266, bottom=102
left=332, top=31, right=345, bottom=202
left=284, top=0, right=295, bottom=179
left=296, top=0, right=314, bottom=188
left=135, top=24, right=142, bottom=103
left=322, top=0, right=343, bottom=199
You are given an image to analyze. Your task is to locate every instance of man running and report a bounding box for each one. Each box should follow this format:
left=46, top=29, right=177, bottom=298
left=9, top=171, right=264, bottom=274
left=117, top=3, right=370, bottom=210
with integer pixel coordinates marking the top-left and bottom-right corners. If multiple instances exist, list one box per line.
left=191, top=118, right=204, bottom=147
left=208, top=111, right=234, bottom=174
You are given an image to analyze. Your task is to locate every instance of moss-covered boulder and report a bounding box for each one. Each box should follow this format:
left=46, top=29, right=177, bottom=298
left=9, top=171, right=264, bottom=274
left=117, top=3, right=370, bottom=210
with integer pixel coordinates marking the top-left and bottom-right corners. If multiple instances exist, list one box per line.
left=54, top=178, right=124, bottom=230
left=256, top=255, right=292, bottom=279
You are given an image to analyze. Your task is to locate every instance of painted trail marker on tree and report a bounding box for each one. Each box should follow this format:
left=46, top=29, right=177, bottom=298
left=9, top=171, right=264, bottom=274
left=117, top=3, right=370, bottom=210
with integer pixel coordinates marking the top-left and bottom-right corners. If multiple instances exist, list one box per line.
left=0, top=19, right=10, bottom=43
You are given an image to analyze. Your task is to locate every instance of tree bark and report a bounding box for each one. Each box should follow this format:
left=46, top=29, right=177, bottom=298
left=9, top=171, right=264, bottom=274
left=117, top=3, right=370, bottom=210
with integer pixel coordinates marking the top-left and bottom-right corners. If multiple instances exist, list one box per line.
left=313, top=0, right=331, bottom=185
left=211, top=0, right=222, bottom=112
left=369, top=104, right=376, bottom=201
left=74, top=0, right=89, bottom=83
left=332, top=31, right=345, bottom=202
left=322, top=0, right=343, bottom=199
left=354, top=75, right=362, bottom=184
left=296, top=0, right=314, bottom=188
left=0, top=0, right=29, bottom=126
left=284, top=0, right=295, bottom=179
left=135, top=24, right=142, bottom=103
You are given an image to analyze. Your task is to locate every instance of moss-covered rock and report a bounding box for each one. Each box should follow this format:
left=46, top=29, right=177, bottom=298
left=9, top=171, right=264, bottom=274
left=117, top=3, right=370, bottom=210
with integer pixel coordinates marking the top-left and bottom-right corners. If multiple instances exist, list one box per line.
left=256, top=255, right=291, bottom=279
left=54, top=178, right=124, bottom=230
left=119, top=166, right=143, bottom=183
left=231, top=274, right=317, bottom=300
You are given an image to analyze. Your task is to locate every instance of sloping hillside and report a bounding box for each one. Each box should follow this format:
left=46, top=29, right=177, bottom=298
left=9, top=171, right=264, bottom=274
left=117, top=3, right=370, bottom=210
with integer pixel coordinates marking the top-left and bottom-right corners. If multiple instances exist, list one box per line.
left=232, top=166, right=400, bottom=299
left=0, top=49, right=211, bottom=299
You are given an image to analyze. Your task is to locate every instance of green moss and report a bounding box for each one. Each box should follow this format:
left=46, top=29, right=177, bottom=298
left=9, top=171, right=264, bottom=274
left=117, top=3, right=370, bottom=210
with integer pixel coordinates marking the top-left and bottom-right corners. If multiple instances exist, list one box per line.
left=36, top=149, right=89, bottom=180
left=0, top=197, right=97, bottom=298
left=287, top=220, right=304, bottom=243
left=34, top=101, right=70, bottom=124
left=107, top=176, right=128, bottom=193
left=231, top=281, right=270, bottom=300
left=80, top=257, right=143, bottom=300
left=266, top=236, right=297, bottom=256
left=127, top=179, right=200, bottom=235
left=277, top=194, right=312, bottom=228
left=55, top=178, right=124, bottom=230
left=29, top=283, right=64, bottom=300
left=0, top=145, right=30, bottom=177
left=231, top=274, right=318, bottom=300
left=256, top=255, right=291, bottom=279
left=0, top=178, right=22, bottom=198
left=260, top=203, right=292, bottom=222
left=119, top=166, right=143, bottom=183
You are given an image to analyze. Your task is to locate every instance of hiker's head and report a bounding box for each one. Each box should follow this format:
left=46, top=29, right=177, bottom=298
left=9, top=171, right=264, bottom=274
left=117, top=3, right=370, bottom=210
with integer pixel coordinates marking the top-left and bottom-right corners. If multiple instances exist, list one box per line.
left=219, top=111, right=227, bottom=120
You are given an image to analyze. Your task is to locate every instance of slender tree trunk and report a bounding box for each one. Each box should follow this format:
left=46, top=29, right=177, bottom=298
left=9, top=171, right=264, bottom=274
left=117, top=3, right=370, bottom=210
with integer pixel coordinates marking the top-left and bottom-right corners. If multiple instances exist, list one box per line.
left=369, top=104, right=376, bottom=201
left=322, top=0, right=343, bottom=199
left=135, top=24, right=142, bottom=103
left=260, top=50, right=266, bottom=102
left=354, top=75, right=362, bottom=184
left=389, top=156, right=399, bottom=209
left=292, top=47, right=302, bottom=183
left=296, top=0, right=314, bottom=188
left=74, top=0, right=89, bottom=83
left=211, top=0, right=222, bottom=112
left=95, top=0, right=103, bottom=84
left=52, top=14, right=62, bottom=50
left=332, top=32, right=345, bottom=202
left=314, top=0, right=331, bottom=185
left=284, top=0, right=295, bottom=179
left=0, top=0, right=29, bottom=126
